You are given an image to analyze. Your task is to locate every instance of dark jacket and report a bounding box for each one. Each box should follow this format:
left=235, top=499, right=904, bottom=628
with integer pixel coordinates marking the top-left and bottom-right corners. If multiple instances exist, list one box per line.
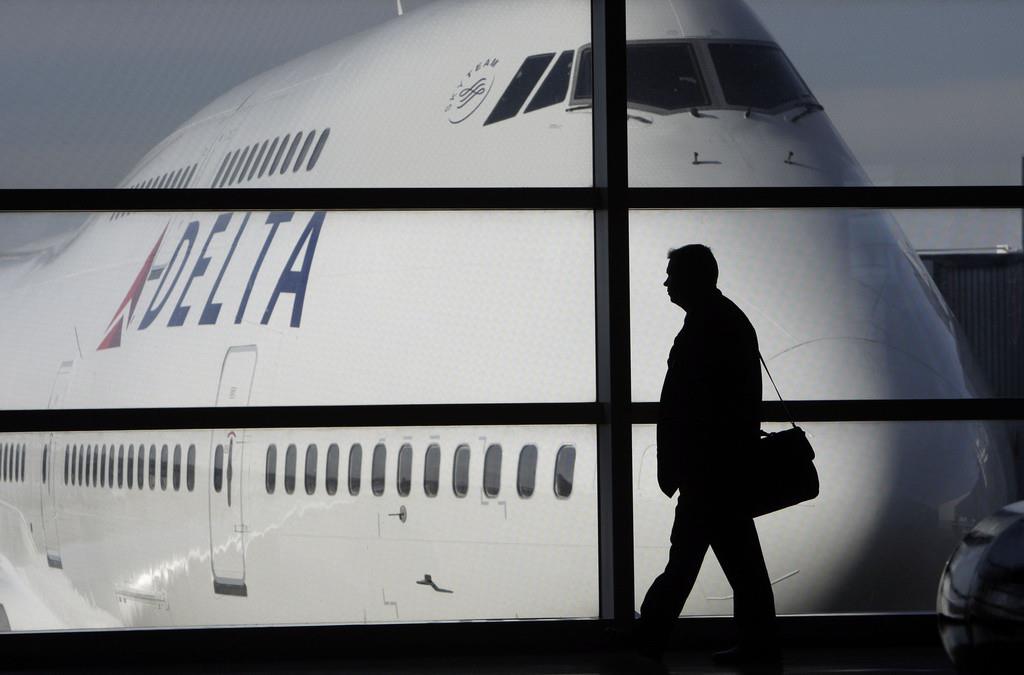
left=657, top=289, right=761, bottom=499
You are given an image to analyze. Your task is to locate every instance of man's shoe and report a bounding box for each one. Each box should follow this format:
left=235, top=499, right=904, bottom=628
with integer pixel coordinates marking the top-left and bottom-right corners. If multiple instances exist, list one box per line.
left=711, top=643, right=783, bottom=666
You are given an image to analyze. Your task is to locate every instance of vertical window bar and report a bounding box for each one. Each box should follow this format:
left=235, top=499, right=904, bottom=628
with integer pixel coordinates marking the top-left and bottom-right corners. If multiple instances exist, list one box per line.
left=592, top=0, right=633, bottom=624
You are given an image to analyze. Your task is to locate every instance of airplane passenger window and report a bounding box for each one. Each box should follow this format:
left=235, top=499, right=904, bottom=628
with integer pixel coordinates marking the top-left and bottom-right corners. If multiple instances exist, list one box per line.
left=117, top=445, right=124, bottom=488
left=484, top=53, right=555, bottom=126
left=42, top=445, right=48, bottom=484
left=85, top=445, right=91, bottom=487
left=186, top=445, right=196, bottom=492
left=218, top=149, right=240, bottom=188
left=483, top=444, right=502, bottom=498
left=229, top=146, right=251, bottom=185
left=248, top=140, right=268, bottom=181
left=100, top=445, right=107, bottom=487
left=148, top=444, right=157, bottom=490
left=517, top=444, right=538, bottom=498
left=172, top=444, right=181, bottom=491
left=93, top=445, right=99, bottom=486
left=280, top=132, right=303, bottom=174
left=305, top=444, right=318, bottom=496
left=213, top=444, right=224, bottom=493
left=108, top=446, right=114, bottom=487
left=184, top=164, right=198, bottom=187
left=525, top=50, right=575, bottom=113
left=160, top=444, right=168, bottom=491
left=126, top=445, right=134, bottom=489
left=325, top=443, right=339, bottom=496
left=64, top=446, right=69, bottom=485
left=708, top=42, right=812, bottom=111
left=137, top=443, right=145, bottom=490
left=307, top=129, right=330, bottom=171
left=371, top=443, right=386, bottom=496
left=423, top=444, right=440, bottom=497
left=265, top=444, right=277, bottom=494
left=70, top=445, right=76, bottom=485
left=2, top=444, right=6, bottom=481
left=211, top=154, right=231, bottom=188
left=348, top=444, right=362, bottom=496
left=554, top=445, right=576, bottom=498
left=293, top=131, right=316, bottom=172
left=627, top=42, right=708, bottom=111
left=453, top=444, right=470, bottom=498
left=78, top=445, right=84, bottom=485
left=21, top=445, right=26, bottom=482
left=397, top=444, right=412, bottom=497
left=260, top=137, right=281, bottom=178
left=284, top=443, right=297, bottom=494
left=270, top=134, right=290, bottom=175
left=238, top=144, right=258, bottom=183
left=170, top=167, right=183, bottom=188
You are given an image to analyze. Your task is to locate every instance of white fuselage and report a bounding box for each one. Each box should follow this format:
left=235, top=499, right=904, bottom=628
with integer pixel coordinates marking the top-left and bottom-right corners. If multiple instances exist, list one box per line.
left=0, top=0, right=1014, bottom=630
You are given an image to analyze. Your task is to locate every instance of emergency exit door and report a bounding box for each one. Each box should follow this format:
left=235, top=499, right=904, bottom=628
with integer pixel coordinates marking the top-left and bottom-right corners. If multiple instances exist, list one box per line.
left=209, top=345, right=256, bottom=596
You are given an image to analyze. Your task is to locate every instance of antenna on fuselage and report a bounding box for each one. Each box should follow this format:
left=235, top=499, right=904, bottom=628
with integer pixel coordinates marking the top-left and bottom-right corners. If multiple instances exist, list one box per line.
left=396, top=0, right=404, bottom=16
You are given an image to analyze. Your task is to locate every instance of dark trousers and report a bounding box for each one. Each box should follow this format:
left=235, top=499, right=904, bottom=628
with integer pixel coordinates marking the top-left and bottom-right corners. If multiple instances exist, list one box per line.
left=638, top=493, right=777, bottom=651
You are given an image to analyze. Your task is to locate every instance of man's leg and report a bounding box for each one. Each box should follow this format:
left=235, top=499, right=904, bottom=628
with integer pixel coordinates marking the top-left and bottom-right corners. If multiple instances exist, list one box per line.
left=709, top=512, right=778, bottom=648
left=636, top=497, right=710, bottom=654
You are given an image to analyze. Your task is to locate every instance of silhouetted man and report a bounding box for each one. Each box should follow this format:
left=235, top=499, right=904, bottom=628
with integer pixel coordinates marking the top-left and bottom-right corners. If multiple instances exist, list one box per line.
left=636, top=244, right=780, bottom=666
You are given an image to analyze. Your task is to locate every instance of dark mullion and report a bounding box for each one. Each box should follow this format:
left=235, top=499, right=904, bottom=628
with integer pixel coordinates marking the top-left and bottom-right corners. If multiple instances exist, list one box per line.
left=630, top=186, right=1024, bottom=210
left=0, top=188, right=596, bottom=213
left=0, top=402, right=602, bottom=434
left=592, top=0, right=633, bottom=624
left=631, top=399, right=1024, bottom=423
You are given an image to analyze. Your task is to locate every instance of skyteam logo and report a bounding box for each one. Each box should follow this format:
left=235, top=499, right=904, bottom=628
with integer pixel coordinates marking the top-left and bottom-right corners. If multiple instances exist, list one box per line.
left=98, top=210, right=323, bottom=350
left=445, top=57, right=499, bottom=124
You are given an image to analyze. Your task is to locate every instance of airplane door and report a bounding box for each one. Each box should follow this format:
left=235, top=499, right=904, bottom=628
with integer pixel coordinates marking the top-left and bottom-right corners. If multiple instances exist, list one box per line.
left=209, top=345, right=256, bottom=596
left=40, top=361, right=72, bottom=568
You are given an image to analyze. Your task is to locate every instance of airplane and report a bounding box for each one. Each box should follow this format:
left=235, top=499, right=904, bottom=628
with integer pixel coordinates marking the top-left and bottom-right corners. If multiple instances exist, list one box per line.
left=0, top=0, right=1015, bottom=631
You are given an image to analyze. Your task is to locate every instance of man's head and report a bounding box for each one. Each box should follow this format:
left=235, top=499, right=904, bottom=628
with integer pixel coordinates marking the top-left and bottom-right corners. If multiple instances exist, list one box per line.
left=665, top=244, right=718, bottom=310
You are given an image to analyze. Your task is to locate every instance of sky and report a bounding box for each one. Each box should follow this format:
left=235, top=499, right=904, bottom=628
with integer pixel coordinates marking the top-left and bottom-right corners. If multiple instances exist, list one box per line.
left=0, top=0, right=1021, bottom=249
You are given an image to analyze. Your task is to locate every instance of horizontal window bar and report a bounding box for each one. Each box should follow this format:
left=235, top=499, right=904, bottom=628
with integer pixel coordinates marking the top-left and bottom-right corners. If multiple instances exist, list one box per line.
left=0, top=402, right=602, bottom=433
left=4, top=186, right=1021, bottom=213
left=0, top=188, right=597, bottom=213
left=3, top=399, right=1020, bottom=432
left=633, top=399, right=1024, bottom=423
left=630, top=186, right=1024, bottom=210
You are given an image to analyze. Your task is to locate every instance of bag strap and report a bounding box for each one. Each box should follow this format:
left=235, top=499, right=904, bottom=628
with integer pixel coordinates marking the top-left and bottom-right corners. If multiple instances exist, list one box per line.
left=759, top=352, right=797, bottom=429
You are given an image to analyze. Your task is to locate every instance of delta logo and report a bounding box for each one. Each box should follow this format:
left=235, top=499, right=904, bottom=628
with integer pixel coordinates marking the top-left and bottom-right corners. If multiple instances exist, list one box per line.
left=99, top=210, right=323, bottom=350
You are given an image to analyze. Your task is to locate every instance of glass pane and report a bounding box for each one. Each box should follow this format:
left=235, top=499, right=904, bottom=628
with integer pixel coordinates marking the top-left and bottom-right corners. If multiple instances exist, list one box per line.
left=284, top=444, right=296, bottom=494
left=265, top=444, right=277, bottom=494
left=483, top=444, right=502, bottom=498
left=325, top=443, right=339, bottom=496
left=453, top=444, right=470, bottom=498
left=423, top=443, right=441, bottom=498
left=304, top=443, right=318, bottom=496
left=517, top=444, right=538, bottom=498
left=633, top=420, right=1017, bottom=615
left=348, top=443, right=362, bottom=496
left=397, top=444, right=412, bottom=497
left=4, top=1, right=591, bottom=188
left=371, top=443, right=386, bottom=496
left=0, top=211, right=592, bottom=408
left=172, top=444, right=181, bottom=491
left=0, top=425, right=596, bottom=629
left=628, top=0, right=1024, bottom=186
left=630, top=209, right=1022, bottom=401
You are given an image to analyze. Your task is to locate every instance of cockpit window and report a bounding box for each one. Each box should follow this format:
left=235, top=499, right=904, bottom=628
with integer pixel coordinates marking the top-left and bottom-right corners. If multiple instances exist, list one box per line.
left=574, top=42, right=709, bottom=112
left=485, top=53, right=555, bottom=126
left=627, top=42, right=709, bottom=111
left=708, top=43, right=812, bottom=111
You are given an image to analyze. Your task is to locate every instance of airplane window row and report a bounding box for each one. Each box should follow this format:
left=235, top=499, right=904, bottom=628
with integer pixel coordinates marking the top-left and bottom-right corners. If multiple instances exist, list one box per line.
left=264, top=442, right=576, bottom=499
left=211, top=127, right=331, bottom=188
left=111, top=162, right=200, bottom=220
left=58, top=443, right=196, bottom=493
left=1, top=443, right=27, bottom=483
